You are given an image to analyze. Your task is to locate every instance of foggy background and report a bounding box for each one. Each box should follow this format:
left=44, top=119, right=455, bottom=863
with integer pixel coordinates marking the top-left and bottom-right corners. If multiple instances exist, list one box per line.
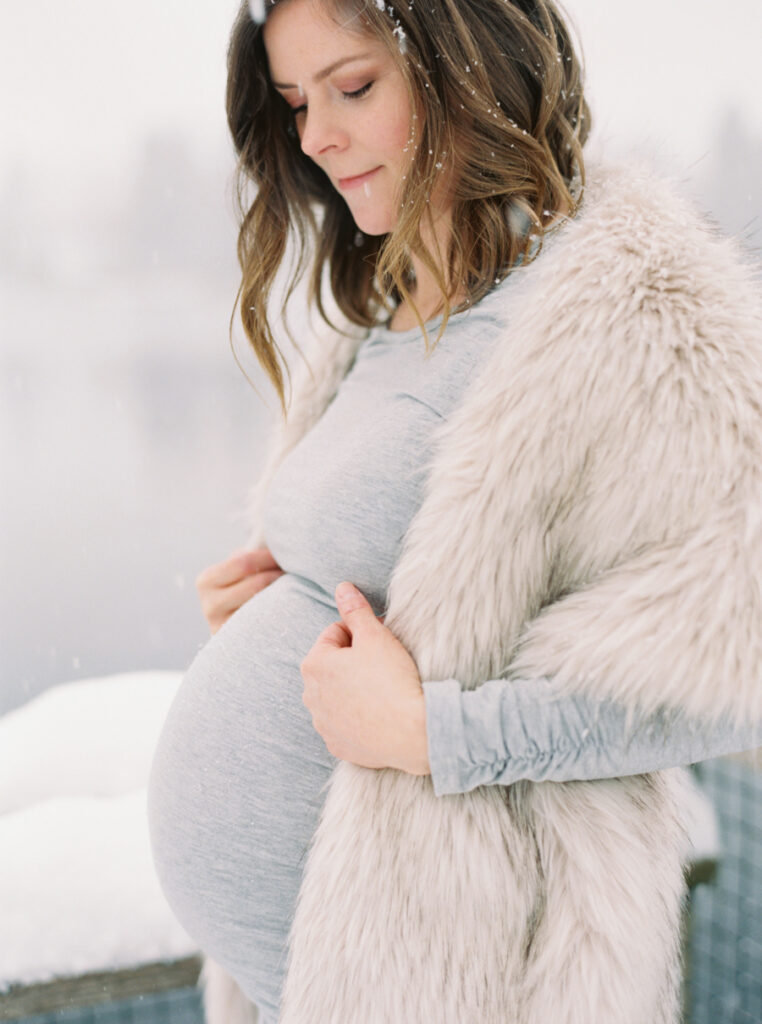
left=1, top=0, right=761, bottom=715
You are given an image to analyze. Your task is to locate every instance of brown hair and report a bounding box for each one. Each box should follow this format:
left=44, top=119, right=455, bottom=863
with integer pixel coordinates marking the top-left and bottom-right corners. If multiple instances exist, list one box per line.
left=227, top=0, right=591, bottom=413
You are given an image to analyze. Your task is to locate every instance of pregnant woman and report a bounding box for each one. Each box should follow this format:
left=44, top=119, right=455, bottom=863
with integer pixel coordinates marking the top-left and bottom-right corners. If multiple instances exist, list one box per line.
left=148, top=0, right=762, bottom=1021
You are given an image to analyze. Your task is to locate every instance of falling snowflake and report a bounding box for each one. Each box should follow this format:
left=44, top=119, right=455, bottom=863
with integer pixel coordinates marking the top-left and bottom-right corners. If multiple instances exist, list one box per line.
left=248, top=0, right=266, bottom=24
left=507, top=200, right=532, bottom=239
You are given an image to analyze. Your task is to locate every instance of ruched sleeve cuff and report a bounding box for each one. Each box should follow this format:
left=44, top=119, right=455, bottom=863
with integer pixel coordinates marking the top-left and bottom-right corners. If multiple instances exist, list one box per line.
left=422, top=676, right=579, bottom=796
left=422, top=677, right=762, bottom=798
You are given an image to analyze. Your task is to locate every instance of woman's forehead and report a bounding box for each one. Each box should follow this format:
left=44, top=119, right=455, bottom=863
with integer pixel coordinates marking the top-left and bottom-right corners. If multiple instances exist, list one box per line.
left=263, top=0, right=369, bottom=39
left=263, top=0, right=387, bottom=76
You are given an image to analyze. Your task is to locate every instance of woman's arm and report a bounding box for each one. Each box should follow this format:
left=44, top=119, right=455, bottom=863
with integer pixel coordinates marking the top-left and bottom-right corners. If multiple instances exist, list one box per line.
left=300, top=582, right=762, bottom=791
left=422, top=676, right=762, bottom=797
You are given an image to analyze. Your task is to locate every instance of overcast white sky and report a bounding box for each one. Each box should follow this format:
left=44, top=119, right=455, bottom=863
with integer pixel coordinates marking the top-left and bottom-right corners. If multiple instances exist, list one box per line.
left=1, top=0, right=761, bottom=200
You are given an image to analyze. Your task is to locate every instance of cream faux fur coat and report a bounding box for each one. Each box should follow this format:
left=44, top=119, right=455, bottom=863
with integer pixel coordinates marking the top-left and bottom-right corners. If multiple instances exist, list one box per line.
left=202, top=159, right=762, bottom=1024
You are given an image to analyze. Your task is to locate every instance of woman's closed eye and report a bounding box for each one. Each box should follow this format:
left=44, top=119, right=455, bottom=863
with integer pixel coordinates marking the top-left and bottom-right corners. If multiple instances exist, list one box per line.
left=292, top=81, right=374, bottom=117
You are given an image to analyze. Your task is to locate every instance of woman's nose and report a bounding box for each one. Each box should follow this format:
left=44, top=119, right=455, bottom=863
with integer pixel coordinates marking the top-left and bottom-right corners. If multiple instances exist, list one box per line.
left=299, top=104, right=348, bottom=159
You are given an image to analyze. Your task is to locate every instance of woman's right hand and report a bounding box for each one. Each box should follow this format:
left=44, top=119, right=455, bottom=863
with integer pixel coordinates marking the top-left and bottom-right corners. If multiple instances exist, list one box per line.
left=196, top=547, right=285, bottom=634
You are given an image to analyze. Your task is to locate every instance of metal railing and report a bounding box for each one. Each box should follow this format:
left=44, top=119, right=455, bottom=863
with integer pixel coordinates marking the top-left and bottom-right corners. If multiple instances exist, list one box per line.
left=687, top=753, right=762, bottom=1024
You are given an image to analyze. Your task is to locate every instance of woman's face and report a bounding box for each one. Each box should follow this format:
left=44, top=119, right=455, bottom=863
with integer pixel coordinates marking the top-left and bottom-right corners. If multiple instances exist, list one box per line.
left=263, top=0, right=417, bottom=236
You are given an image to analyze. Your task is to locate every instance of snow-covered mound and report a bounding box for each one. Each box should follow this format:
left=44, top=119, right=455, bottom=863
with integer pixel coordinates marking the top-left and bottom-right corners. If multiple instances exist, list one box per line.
left=0, top=790, right=197, bottom=989
left=0, top=672, right=183, bottom=814
left=0, top=672, right=198, bottom=991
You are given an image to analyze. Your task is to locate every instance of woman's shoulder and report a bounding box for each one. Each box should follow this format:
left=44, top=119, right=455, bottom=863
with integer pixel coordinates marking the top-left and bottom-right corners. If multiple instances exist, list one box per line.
left=485, top=153, right=762, bottom=356
left=447, top=153, right=762, bottom=467
left=564, top=155, right=760, bottom=292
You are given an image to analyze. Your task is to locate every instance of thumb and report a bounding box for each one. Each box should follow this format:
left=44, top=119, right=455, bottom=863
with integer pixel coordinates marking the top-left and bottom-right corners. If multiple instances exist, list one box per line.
left=335, top=582, right=380, bottom=635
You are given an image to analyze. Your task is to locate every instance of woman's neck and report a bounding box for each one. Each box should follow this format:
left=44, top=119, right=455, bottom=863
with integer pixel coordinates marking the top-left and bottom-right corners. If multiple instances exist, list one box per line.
left=389, top=207, right=468, bottom=332
left=388, top=198, right=574, bottom=331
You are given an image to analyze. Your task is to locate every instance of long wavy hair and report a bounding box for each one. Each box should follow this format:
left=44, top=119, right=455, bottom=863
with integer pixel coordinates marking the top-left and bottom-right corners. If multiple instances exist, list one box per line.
left=227, top=0, right=591, bottom=413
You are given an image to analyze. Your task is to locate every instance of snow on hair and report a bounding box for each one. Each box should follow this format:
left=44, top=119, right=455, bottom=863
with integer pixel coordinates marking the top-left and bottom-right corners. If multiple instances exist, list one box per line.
left=248, top=0, right=267, bottom=23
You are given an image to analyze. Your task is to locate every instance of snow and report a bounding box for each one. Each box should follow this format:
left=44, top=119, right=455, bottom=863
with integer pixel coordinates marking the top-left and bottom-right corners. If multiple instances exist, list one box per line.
left=680, top=768, right=721, bottom=862
left=248, top=0, right=266, bottom=25
left=0, top=671, right=183, bottom=815
left=0, top=672, right=198, bottom=991
left=0, top=791, right=197, bottom=990
left=507, top=199, right=532, bottom=240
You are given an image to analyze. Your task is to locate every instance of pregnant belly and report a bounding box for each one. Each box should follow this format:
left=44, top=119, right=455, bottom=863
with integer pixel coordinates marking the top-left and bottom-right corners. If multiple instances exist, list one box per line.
left=147, top=575, right=339, bottom=1011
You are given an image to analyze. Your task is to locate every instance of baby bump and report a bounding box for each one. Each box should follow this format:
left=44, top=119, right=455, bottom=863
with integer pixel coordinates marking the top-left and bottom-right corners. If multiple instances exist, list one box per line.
left=147, top=575, right=338, bottom=1010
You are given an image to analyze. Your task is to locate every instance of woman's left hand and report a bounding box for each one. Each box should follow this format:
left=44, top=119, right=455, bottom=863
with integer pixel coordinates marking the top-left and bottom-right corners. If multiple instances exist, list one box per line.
left=300, top=582, right=431, bottom=776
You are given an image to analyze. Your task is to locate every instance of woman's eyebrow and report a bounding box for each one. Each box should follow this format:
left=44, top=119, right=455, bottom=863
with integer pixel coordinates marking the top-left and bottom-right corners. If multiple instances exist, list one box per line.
left=271, top=52, right=374, bottom=89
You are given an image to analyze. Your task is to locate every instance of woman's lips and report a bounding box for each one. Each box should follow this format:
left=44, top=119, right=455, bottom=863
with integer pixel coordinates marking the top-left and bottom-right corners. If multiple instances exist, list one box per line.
left=337, top=166, right=381, bottom=190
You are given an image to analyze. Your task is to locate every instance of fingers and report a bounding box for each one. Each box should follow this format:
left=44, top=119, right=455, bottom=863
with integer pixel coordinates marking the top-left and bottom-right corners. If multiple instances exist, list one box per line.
left=312, top=620, right=353, bottom=649
left=230, top=569, right=284, bottom=604
left=252, top=567, right=286, bottom=591
left=239, top=546, right=282, bottom=574
left=202, top=570, right=284, bottom=633
left=196, top=547, right=285, bottom=634
left=196, top=547, right=282, bottom=589
left=301, top=623, right=352, bottom=677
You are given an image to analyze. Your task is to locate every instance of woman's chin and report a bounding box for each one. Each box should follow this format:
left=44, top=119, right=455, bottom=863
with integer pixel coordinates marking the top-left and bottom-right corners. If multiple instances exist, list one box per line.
left=354, top=224, right=392, bottom=238
left=348, top=207, right=394, bottom=238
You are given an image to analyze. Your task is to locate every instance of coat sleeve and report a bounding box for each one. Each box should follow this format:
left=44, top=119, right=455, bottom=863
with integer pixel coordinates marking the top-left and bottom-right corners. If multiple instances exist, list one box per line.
left=420, top=675, right=762, bottom=797
left=505, top=486, right=762, bottom=730
left=494, top=205, right=762, bottom=733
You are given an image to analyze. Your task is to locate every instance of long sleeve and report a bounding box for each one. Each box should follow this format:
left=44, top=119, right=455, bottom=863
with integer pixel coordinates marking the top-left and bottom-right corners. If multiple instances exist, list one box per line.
left=422, top=676, right=762, bottom=797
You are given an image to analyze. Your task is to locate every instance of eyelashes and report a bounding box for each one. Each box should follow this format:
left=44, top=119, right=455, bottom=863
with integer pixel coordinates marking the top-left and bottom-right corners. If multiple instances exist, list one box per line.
left=291, top=81, right=373, bottom=117
left=344, top=81, right=373, bottom=101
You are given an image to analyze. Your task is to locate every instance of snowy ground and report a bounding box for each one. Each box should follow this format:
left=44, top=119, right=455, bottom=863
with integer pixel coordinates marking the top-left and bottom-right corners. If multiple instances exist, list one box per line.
left=0, top=672, right=198, bottom=991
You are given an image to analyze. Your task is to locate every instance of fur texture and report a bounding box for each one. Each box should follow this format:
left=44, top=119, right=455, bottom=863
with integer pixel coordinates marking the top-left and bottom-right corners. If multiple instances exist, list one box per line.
left=205, top=159, right=762, bottom=1023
